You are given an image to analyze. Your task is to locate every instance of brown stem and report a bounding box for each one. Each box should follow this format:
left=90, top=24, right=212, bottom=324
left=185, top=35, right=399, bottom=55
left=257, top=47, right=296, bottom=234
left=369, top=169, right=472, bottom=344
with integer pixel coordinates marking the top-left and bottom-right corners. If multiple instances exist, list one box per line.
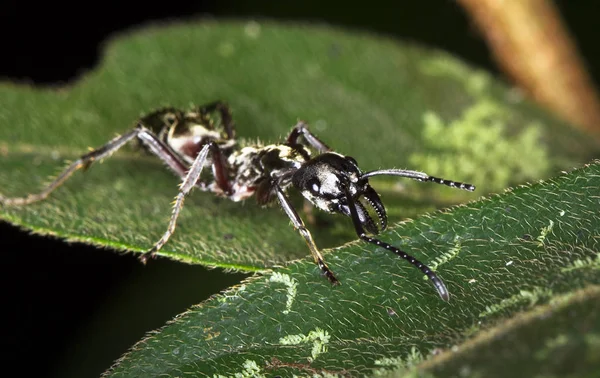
left=457, top=0, right=600, bottom=136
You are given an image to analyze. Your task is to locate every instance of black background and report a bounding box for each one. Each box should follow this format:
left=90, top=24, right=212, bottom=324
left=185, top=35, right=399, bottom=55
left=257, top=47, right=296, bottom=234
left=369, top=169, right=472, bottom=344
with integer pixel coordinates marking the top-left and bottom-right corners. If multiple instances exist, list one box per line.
left=1, top=1, right=598, bottom=377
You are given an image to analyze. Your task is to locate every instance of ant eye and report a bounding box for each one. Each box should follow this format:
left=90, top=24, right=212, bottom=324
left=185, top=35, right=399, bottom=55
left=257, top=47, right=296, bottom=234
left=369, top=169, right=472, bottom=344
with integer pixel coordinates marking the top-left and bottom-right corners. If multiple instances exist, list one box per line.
left=307, top=178, right=321, bottom=195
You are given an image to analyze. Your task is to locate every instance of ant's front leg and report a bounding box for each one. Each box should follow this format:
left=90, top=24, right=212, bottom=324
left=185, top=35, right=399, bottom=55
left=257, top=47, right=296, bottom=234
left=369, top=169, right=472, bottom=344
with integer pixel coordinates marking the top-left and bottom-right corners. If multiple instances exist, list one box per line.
left=287, top=121, right=331, bottom=153
left=286, top=121, right=331, bottom=226
left=140, top=141, right=231, bottom=263
left=272, top=180, right=339, bottom=285
left=0, top=125, right=190, bottom=206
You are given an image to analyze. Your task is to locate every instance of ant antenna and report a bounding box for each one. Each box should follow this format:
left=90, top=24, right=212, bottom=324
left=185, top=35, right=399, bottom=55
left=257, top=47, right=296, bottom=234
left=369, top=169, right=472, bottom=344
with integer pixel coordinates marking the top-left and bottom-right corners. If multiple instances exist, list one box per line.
left=344, top=187, right=450, bottom=301
left=361, top=169, right=475, bottom=192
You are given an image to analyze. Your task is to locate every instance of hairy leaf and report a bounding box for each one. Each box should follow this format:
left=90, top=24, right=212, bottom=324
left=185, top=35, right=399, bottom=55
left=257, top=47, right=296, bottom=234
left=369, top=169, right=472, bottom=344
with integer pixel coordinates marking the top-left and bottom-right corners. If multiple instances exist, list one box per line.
left=104, top=161, right=600, bottom=376
left=390, top=286, right=600, bottom=378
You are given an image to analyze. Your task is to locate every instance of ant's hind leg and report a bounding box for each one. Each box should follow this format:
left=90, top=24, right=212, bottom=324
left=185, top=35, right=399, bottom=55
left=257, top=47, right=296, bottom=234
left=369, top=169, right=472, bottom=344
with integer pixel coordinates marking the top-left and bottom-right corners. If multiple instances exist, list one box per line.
left=0, top=125, right=192, bottom=207
left=1, top=127, right=145, bottom=205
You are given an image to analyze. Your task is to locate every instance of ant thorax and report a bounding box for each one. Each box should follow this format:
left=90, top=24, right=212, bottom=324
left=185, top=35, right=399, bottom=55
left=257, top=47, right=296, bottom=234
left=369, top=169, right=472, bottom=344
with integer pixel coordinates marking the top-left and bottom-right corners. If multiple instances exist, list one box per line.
left=226, top=144, right=310, bottom=202
left=156, top=111, right=312, bottom=202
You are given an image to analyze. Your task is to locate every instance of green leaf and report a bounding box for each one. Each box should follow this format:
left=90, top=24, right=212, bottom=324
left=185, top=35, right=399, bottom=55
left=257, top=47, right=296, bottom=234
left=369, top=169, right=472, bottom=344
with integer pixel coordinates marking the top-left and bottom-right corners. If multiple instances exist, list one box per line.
left=0, top=21, right=597, bottom=270
left=380, top=286, right=600, bottom=378
left=104, top=160, right=600, bottom=376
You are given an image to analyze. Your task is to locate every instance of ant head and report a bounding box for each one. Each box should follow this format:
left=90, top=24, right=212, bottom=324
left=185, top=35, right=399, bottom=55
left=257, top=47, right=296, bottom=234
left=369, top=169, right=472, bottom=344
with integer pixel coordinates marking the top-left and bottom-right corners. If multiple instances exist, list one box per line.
left=292, top=152, right=387, bottom=234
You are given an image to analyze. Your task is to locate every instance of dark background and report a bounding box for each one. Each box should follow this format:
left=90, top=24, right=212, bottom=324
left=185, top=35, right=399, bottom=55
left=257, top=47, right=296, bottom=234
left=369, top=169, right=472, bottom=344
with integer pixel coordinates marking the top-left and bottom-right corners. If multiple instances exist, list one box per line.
left=1, top=1, right=598, bottom=377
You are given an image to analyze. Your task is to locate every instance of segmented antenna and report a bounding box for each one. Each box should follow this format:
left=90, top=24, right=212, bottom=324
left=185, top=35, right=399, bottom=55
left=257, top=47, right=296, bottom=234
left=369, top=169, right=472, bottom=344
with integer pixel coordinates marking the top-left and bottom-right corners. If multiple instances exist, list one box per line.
left=361, top=169, right=475, bottom=192
left=359, top=234, right=449, bottom=301
left=420, top=176, right=475, bottom=191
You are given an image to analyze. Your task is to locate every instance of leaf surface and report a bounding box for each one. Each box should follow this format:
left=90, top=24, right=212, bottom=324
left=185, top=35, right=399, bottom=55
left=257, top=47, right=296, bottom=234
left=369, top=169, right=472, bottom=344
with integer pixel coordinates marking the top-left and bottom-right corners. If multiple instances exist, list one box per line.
left=104, top=161, right=600, bottom=376
left=397, top=286, right=600, bottom=378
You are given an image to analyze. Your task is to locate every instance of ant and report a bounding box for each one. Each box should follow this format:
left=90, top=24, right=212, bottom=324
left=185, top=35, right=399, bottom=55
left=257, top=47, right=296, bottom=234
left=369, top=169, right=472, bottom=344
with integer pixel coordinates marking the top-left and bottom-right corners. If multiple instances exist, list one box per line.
left=0, top=101, right=475, bottom=301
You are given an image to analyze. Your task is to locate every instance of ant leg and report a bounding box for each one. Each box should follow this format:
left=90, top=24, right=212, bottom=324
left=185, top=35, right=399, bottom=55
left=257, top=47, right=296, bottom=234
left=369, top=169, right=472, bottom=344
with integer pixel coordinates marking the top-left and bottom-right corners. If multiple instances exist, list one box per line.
left=140, top=141, right=228, bottom=262
left=273, top=182, right=339, bottom=285
left=198, top=100, right=235, bottom=139
left=135, top=126, right=191, bottom=179
left=208, top=142, right=233, bottom=195
left=343, top=188, right=450, bottom=301
left=287, top=121, right=331, bottom=153
left=0, top=125, right=189, bottom=206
